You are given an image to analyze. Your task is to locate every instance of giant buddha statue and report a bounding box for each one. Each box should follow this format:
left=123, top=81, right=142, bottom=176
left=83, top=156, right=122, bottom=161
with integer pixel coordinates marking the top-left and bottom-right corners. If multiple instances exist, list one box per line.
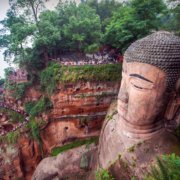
left=98, top=31, right=180, bottom=179
left=33, top=31, right=180, bottom=180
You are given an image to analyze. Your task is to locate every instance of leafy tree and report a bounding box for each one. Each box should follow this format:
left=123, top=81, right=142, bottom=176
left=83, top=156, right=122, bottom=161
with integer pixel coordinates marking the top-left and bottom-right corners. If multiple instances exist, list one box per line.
left=34, top=10, right=61, bottom=60
left=85, top=0, right=122, bottom=32
left=131, top=0, right=166, bottom=30
left=4, top=67, right=14, bottom=78
left=0, top=0, right=47, bottom=68
left=0, top=79, right=5, bottom=86
left=27, top=97, right=52, bottom=118
left=162, top=1, right=180, bottom=35
left=0, top=10, right=36, bottom=63
left=103, top=0, right=167, bottom=53
left=57, top=2, right=102, bottom=53
left=9, top=0, right=48, bottom=24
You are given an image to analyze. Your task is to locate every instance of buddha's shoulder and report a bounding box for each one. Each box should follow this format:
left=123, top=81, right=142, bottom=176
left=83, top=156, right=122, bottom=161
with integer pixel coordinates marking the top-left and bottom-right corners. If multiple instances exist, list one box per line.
left=100, top=100, right=118, bottom=135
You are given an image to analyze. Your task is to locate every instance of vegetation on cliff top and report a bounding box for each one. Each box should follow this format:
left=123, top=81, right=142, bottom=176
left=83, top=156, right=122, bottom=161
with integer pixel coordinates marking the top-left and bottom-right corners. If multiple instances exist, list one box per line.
left=40, top=62, right=121, bottom=95
left=60, top=63, right=122, bottom=83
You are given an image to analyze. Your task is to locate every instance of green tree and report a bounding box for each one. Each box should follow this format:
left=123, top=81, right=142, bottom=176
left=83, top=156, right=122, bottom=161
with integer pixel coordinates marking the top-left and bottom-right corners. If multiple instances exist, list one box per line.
left=103, top=0, right=167, bottom=53
left=131, top=0, right=167, bottom=30
left=57, top=2, right=102, bottom=53
left=162, top=1, right=180, bottom=35
left=85, top=0, right=122, bottom=32
left=0, top=79, right=5, bottom=86
left=0, top=0, right=47, bottom=68
left=0, top=10, right=35, bottom=63
left=34, top=10, right=61, bottom=60
left=9, top=0, right=48, bottom=24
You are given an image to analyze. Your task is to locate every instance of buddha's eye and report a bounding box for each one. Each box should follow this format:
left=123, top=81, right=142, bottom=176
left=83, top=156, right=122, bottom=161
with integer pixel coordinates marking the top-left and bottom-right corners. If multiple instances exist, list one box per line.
left=130, top=80, right=153, bottom=91
left=133, top=84, right=143, bottom=89
left=130, top=75, right=154, bottom=91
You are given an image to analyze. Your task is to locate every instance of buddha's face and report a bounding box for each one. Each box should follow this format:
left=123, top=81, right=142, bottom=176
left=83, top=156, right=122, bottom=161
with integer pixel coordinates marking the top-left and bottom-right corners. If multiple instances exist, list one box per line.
left=118, top=61, right=169, bottom=128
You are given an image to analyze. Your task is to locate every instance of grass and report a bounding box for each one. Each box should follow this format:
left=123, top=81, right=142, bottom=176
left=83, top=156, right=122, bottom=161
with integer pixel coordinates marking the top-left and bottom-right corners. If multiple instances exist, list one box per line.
left=59, top=64, right=122, bottom=83
left=95, top=168, right=115, bottom=180
left=106, top=110, right=118, bottom=121
left=51, top=137, right=99, bottom=156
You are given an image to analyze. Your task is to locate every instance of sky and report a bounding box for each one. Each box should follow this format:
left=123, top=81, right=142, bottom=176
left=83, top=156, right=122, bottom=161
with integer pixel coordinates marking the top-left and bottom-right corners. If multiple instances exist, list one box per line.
left=0, top=0, right=10, bottom=78
left=0, top=0, right=60, bottom=78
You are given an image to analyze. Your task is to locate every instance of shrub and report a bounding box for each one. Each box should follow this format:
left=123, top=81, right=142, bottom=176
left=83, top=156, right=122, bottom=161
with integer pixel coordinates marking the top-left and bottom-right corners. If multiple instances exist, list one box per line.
left=6, top=131, right=20, bottom=144
left=25, top=101, right=37, bottom=114
left=8, top=110, right=24, bottom=123
left=13, top=83, right=27, bottom=99
left=96, top=169, right=114, bottom=180
left=145, top=154, right=180, bottom=180
left=26, top=97, right=52, bottom=118
left=40, top=62, right=61, bottom=96
left=27, top=119, right=41, bottom=141
left=5, top=81, right=30, bottom=100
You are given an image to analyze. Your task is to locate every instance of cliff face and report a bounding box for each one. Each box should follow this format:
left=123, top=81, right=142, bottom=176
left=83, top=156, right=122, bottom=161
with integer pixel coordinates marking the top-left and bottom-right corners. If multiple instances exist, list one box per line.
left=0, top=81, right=120, bottom=179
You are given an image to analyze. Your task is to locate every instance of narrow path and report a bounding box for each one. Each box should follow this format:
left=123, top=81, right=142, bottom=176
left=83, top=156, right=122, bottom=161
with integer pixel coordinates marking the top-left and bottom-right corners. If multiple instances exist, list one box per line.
left=0, top=101, right=30, bottom=136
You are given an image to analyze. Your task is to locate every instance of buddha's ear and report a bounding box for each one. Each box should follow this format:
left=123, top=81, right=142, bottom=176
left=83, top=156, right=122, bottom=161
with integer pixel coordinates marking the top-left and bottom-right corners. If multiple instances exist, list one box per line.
left=164, top=79, right=180, bottom=122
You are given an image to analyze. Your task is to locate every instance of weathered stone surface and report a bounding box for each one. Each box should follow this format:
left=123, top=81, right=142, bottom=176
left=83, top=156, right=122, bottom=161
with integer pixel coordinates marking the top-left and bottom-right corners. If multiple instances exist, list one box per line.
left=32, top=144, right=98, bottom=180
left=0, top=81, right=119, bottom=179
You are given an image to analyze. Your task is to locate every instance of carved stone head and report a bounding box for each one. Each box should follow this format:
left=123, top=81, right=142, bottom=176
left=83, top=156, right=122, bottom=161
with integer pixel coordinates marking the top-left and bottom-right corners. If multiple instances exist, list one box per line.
left=117, top=31, right=180, bottom=139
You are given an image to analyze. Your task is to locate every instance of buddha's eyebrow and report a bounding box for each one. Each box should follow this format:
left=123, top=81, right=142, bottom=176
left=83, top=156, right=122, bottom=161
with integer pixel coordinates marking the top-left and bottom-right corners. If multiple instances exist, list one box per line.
left=129, top=74, right=153, bottom=83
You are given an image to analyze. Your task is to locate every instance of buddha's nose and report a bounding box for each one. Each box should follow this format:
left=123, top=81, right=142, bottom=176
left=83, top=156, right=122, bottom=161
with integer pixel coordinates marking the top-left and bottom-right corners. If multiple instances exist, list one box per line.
left=118, top=91, right=128, bottom=103
left=118, top=79, right=128, bottom=103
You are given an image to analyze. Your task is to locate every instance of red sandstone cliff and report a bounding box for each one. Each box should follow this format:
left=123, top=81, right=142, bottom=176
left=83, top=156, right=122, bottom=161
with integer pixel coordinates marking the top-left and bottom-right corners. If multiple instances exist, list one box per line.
left=0, top=81, right=120, bottom=179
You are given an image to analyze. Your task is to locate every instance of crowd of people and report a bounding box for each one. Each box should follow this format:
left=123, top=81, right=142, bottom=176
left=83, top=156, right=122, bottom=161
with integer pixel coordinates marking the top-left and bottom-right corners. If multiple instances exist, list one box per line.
left=52, top=49, right=123, bottom=66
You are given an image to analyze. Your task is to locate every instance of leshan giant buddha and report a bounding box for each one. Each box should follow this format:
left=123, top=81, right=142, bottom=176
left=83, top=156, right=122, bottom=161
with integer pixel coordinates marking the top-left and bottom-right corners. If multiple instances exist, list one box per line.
left=98, top=31, right=180, bottom=179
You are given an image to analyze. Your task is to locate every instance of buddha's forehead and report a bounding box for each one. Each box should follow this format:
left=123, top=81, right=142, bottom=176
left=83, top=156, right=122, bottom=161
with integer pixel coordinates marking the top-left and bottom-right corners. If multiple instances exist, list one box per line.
left=123, top=61, right=166, bottom=82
